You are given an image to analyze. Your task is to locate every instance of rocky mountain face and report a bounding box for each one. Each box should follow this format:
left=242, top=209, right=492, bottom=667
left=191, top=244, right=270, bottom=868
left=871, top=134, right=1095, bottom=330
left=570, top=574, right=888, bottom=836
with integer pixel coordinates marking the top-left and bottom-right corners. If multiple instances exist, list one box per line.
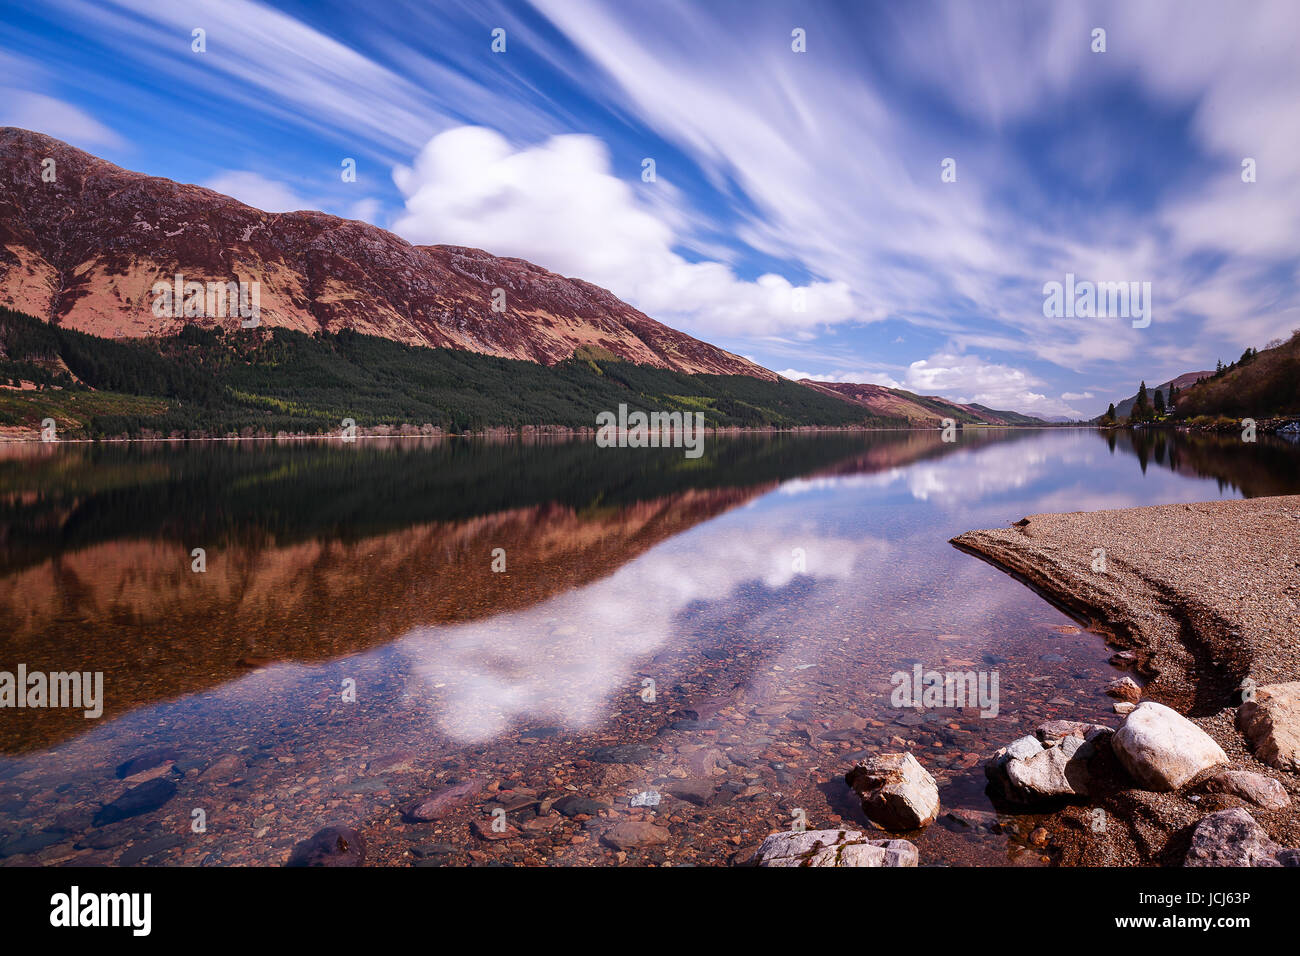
left=800, top=379, right=1044, bottom=425
left=0, top=128, right=773, bottom=379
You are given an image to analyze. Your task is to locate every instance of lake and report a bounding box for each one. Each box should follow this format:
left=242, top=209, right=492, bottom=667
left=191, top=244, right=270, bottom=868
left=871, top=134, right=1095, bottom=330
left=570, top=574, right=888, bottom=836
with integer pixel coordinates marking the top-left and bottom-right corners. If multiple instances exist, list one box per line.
left=2, top=427, right=1299, bottom=866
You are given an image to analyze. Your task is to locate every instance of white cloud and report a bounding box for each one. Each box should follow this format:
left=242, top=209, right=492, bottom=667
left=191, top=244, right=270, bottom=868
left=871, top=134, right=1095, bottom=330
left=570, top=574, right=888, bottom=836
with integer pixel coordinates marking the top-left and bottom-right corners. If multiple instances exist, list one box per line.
left=0, top=91, right=123, bottom=149
left=527, top=0, right=1300, bottom=379
left=391, top=126, right=855, bottom=338
left=203, top=171, right=311, bottom=213
left=786, top=352, right=1084, bottom=418
left=1061, top=391, right=1094, bottom=401
left=775, top=368, right=903, bottom=389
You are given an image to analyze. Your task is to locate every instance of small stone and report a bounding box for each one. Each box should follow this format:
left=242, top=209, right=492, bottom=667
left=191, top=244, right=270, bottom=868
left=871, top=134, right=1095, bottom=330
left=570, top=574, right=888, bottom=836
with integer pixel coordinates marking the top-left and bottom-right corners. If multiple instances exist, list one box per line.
left=600, top=821, right=669, bottom=849
left=1106, top=676, right=1142, bottom=702
left=199, top=754, right=245, bottom=782
left=667, top=779, right=716, bottom=806
left=402, top=779, right=485, bottom=822
left=470, top=818, right=517, bottom=841
left=286, top=826, right=365, bottom=867
left=553, top=795, right=610, bottom=817
left=115, top=748, right=181, bottom=780
left=591, top=744, right=655, bottom=765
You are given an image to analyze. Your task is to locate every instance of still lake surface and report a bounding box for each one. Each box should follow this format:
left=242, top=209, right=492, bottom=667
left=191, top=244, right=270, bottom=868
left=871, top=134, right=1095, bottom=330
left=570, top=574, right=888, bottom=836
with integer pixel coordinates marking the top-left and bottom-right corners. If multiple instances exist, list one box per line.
left=2, top=427, right=1299, bottom=866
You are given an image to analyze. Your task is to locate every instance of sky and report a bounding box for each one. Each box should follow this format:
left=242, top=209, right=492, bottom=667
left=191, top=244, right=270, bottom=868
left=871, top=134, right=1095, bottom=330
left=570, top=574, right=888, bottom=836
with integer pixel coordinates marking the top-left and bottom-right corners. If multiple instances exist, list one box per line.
left=2, top=0, right=1298, bottom=419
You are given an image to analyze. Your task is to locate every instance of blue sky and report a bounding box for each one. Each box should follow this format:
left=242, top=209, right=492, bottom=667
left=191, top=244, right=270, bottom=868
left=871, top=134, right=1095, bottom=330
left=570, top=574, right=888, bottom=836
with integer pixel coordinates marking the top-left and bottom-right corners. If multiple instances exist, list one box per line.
left=3, top=0, right=1298, bottom=418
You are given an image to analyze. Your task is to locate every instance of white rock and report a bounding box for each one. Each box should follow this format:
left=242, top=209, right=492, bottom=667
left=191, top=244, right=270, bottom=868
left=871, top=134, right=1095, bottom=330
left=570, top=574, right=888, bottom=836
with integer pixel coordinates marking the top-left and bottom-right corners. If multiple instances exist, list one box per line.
left=755, top=829, right=918, bottom=867
left=1113, top=702, right=1228, bottom=791
left=844, top=752, right=940, bottom=830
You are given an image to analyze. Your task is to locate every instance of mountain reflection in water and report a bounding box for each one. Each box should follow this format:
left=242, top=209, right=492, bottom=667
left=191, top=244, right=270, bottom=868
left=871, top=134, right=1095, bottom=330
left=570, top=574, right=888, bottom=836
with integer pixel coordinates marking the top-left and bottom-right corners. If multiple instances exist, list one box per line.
left=3, top=428, right=1300, bottom=867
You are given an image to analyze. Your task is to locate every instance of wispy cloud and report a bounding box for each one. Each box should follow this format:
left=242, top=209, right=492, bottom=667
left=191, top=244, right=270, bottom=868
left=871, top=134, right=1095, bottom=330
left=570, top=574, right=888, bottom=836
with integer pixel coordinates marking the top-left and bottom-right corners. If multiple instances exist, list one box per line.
left=3, top=0, right=1297, bottom=417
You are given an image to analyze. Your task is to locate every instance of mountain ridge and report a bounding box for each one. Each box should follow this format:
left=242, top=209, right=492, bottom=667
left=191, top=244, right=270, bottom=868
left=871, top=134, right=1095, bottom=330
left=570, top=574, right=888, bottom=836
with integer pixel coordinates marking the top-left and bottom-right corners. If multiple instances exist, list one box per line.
left=798, top=379, right=1046, bottom=425
left=0, top=127, right=772, bottom=380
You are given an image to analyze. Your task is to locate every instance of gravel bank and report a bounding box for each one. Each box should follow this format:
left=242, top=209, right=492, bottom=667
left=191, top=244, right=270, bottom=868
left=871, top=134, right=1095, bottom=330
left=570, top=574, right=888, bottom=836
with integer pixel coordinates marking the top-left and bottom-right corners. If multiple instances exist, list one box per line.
left=952, top=495, right=1300, bottom=864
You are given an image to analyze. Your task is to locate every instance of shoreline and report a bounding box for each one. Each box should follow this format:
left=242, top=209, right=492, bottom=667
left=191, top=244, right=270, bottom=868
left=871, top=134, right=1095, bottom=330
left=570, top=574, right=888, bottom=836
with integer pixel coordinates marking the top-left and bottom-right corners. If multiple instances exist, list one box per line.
left=951, top=496, right=1300, bottom=865
left=0, top=422, right=1079, bottom=444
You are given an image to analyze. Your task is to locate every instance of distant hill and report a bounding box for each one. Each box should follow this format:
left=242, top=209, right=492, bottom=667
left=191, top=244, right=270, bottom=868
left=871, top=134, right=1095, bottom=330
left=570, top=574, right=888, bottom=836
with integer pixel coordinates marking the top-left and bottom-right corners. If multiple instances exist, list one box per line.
left=1173, top=336, right=1300, bottom=420
left=1092, top=370, right=1213, bottom=423
left=798, top=380, right=1046, bottom=425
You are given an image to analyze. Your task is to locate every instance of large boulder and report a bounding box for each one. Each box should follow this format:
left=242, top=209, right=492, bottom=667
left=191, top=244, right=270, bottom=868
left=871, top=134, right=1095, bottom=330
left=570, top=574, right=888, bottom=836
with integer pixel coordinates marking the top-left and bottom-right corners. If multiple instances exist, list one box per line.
left=1184, top=809, right=1298, bottom=867
left=1112, top=702, right=1227, bottom=791
left=844, top=752, right=939, bottom=830
left=1237, top=681, right=1300, bottom=771
left=754, top=829, right=918, bottom=867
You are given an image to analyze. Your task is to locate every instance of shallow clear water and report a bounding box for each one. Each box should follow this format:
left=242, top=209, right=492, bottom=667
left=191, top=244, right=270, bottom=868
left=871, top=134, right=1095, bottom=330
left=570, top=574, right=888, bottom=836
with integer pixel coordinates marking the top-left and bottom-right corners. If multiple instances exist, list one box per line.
left=2, top=427, right=1298, bottom=866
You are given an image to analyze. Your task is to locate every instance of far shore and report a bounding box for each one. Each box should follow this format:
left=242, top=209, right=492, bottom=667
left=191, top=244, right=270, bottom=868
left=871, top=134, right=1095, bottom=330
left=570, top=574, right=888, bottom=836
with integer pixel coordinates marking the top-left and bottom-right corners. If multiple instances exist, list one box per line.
left=0, top=422, right=1079, bottom=445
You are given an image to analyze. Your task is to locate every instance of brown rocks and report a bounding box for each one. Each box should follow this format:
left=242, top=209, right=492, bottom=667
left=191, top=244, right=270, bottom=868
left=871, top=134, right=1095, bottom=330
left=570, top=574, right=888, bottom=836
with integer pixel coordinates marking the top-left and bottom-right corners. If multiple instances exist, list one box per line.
left=844, top=752, right=939, bottom=830
left=1203, top=770, right=1290, bottom=810
left=401, top=779, right=485, bottom=822
left=199, top=754, right=245, bottom=782
left=470, top=818, right=517, bottom=841
left=1236, top=681, right=1300, bottom=771
left=1105, top=676, right=1142, bottom=702
left=600, top=821, right=670, bottom=849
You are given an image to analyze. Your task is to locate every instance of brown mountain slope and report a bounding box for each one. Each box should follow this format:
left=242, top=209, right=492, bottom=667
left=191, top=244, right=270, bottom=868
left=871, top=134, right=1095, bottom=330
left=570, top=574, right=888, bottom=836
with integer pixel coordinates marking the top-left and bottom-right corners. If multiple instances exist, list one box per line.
left=1173, top=334, right=1300, bottom=419
left=0, top=127, right=773, bottom=379
left=799, top=379, right=1044, bottom=425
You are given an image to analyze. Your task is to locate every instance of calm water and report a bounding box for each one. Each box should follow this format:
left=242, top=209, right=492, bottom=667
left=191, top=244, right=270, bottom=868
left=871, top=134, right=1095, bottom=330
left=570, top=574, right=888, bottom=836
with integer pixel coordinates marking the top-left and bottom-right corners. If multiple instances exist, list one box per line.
left=2, top=428, right=1299, bottom=866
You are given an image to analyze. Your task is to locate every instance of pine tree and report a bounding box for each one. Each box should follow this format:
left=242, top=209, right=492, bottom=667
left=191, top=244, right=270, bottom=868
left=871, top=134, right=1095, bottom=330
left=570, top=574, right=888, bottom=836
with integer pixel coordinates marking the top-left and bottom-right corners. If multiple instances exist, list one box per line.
left=1103, top=402, right=1117, bottom=424
left=1130, top=381, right=1151, bottom=423
left=1154, top=389, right=1165, bottom=417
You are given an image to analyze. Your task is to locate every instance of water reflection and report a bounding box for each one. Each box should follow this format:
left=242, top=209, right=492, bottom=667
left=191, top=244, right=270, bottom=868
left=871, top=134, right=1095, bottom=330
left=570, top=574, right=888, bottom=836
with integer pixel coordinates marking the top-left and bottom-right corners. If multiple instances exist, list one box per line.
left=3, top=427, right=1300, bottom=867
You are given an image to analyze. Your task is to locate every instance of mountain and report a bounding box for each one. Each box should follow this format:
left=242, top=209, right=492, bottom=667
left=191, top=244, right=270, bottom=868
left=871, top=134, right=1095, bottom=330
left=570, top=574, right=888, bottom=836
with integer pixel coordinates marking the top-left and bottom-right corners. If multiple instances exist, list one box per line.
left=0, top=127, right=770, bottom=380
left=1093, top=370, right=1214, bottom=423
left=798, top=380, right=1046, bottom=425
left=1173, top=336, right=1300, bottom=420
